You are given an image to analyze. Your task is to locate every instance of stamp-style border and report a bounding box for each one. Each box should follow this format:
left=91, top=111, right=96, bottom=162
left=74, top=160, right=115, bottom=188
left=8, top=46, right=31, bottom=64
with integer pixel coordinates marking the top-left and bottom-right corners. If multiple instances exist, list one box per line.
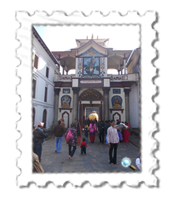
left=13, top=9, right=162, bottom=192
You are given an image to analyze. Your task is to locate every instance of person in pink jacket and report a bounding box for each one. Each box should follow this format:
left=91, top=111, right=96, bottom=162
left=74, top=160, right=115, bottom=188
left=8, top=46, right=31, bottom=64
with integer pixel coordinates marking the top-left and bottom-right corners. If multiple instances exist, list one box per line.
left=89, top=121, right=96, bottom=143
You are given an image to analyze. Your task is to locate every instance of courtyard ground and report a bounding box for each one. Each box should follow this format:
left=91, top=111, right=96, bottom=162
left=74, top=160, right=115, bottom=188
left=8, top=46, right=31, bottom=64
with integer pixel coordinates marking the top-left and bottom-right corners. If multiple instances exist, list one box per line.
left=40, top=131, right=141, bottom=173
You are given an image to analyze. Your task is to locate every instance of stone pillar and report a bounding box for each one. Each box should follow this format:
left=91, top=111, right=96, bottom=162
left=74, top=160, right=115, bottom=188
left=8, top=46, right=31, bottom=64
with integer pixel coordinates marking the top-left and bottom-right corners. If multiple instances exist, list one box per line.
left=124, top=88, right=131, bottom=124
left=72, top=88, right=79, bottom=121
left=62, top=66, right=64, bottom=75
left=100, top=100, right=102, bottom=121
left=53, top=88, right=60, bottom=125
left=103, top=88, right=110, bottom=121
left=102, top=100, right=104, bottom=121
left=124, top=59, right=127, bottom=74
left=79, top=101, right=83, bottom=128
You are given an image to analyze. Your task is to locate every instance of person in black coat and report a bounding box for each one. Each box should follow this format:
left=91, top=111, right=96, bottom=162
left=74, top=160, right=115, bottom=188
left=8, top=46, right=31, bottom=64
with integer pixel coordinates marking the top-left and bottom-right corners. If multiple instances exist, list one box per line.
left=98, top=121, right=105, bottom=143
left=33, top=122, right=48, bottom=162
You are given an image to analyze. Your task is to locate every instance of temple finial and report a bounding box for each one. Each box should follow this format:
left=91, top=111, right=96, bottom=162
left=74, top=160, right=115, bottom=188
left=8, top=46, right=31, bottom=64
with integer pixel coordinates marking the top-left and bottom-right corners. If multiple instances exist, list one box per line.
left=91, top=34, right=93, bottom=39
left=86, top=36, right=88, bottom=39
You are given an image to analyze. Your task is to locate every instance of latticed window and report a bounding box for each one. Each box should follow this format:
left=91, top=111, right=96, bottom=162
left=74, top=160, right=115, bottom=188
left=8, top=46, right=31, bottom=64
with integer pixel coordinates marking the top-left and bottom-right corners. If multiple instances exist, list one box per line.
left=42, top=109, right=47, bottom=128
left=32, top=79, right=36, bottom=98
left=34, top=54, right=39, bottom=69
left=46, top=67, right=49, bottom=78
left=44, top=86, right=47, bottom=102
left=32, top=107, right=35, bottom=126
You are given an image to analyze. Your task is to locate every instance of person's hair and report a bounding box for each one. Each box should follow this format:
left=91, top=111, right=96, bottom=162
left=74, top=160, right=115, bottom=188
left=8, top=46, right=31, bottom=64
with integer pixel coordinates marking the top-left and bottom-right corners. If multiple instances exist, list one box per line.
left=82, top=137, right=86, bottom=142
left=92, top=121, right=95, bottom=125
left=111, top=120, right=115, bottom=123
left=58, top=120, right=61, bottom=125
left=71, top=123, right=76, bottom=128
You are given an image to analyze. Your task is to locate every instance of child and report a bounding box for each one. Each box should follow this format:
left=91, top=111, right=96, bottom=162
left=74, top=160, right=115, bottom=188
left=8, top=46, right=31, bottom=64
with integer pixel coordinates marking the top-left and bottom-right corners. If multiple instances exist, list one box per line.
left=80, top=138, right=87, bottom=155
left=85, top=125, right=89, bottom=143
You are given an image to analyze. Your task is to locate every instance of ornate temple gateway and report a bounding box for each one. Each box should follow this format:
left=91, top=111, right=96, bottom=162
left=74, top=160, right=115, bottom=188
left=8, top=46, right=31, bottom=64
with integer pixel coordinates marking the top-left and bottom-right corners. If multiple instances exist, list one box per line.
left=52, top=36, right=140, bottom=129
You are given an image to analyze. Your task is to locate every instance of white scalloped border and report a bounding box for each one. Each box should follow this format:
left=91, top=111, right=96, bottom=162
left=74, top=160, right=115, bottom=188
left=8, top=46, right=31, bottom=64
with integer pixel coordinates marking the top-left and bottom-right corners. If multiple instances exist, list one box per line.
left=17, top=11, right=157, bottom=189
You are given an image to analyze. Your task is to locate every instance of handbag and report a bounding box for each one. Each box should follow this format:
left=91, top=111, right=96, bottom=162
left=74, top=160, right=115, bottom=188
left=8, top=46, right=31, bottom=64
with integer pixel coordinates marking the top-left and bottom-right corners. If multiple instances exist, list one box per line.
left=66, top=128, right=73, bottom=142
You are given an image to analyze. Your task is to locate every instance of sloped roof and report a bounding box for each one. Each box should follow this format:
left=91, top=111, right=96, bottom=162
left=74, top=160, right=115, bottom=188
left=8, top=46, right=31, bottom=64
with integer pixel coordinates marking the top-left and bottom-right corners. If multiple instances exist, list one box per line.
left=32, top=26, right=60, bottom=66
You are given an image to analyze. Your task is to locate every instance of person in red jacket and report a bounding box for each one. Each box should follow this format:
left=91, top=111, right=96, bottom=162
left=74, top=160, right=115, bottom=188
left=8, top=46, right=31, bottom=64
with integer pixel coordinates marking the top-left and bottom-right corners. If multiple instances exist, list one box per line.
left=80, top=138, right=87, bottom=155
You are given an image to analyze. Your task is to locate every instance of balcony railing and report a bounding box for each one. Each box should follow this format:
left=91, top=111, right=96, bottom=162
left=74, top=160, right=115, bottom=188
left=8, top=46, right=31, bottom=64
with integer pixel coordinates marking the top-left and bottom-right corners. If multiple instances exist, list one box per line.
left=54, top=74, right=74, bottom=81
left=108, top=74, right=138, bottom=82
left=54, top=73, right=138, bottom=82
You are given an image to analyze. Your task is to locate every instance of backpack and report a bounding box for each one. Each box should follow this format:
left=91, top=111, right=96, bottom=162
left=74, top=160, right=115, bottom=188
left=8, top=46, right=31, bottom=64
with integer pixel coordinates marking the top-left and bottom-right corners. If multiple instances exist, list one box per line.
left=66, top=128, right=73, bottom=142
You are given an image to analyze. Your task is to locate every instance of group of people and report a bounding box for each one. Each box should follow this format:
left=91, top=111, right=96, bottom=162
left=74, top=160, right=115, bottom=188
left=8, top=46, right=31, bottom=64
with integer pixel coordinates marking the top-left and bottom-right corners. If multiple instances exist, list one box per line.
left=32, top=117, right=141, bottom=172
left=84, top=118, right=131, bottom=145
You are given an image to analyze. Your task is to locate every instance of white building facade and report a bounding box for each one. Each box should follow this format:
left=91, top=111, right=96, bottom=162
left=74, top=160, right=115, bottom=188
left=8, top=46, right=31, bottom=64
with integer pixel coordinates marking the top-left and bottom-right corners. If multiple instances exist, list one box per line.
left=32, top=29, right=140, bottom=130
left=32, top=27, right=60, bottom=129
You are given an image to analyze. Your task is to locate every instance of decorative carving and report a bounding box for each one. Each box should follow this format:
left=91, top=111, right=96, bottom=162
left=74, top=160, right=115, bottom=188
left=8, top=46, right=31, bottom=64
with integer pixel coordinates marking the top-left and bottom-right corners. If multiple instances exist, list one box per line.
left=113, top=89, right=121, bottom=94
left=63, top=89, right=70, bottom=94
left=54, top=88, right=60, bottom=95
left=57, top=75, right=72, bottom=80
left=61, top=95, right=71, bottom=107
left=103, top=88, right=110, bottom=93
left=110, top=108, right=124, bottom=114
left=83, top=57, right=100, bottom=75
left=72, top=88, right=80, bottom=93
left=110, top=75, right=128, bottom=81
left=80, top=47, right=104, bottom=57
left=79, top=88, right=103, bottom=100
left=78, top=58, right=83, bottom=77
left=124, top=88, right=131, bottom=95
left=100, top=57, right=105, bottom=77
left=111, top=95, right=122, bottom=108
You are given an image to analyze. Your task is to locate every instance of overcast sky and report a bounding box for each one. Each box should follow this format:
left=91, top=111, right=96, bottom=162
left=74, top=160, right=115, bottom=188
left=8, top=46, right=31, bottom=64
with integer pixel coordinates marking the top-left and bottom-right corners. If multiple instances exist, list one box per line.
left=34, top=25, right=140, bottom=74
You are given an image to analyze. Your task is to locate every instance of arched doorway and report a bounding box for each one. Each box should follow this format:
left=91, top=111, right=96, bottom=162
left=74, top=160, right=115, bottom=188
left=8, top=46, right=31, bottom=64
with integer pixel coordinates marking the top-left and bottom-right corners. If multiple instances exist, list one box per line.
left=62, top=111, right=69, bottom=128
left=42, top=109, right=47, bottom=129
left=113, top=112, right=121, bottom=124
left=79, top=88, right=103, bottom=127
left=32, top=107, right=35, bottom=127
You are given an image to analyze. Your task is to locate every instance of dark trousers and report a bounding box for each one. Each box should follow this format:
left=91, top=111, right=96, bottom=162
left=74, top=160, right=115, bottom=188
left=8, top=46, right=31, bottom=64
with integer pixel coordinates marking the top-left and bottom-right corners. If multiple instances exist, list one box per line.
left=109, top=143, right=118, bottom=164
left=81, top=145, right=86, bottom=154
left=99, top=131, right=104, bottom=143
left=68, top=145, right=76, bottom=158
left=34, top=144, right=42, bottom=162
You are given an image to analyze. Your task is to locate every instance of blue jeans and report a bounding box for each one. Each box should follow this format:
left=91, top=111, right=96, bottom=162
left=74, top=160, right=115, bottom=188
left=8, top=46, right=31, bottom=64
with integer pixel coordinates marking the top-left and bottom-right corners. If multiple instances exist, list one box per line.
left=105, top=134, right=108, bottom=144
left=34, top=144, right=42, bottom=162
left=81, top=145, right=86, bottom=154
left=85, top=136, right=88, bottom=143
left=69, top=145, right=76, bottom=157
left=55, top=136, right=63, bottom=153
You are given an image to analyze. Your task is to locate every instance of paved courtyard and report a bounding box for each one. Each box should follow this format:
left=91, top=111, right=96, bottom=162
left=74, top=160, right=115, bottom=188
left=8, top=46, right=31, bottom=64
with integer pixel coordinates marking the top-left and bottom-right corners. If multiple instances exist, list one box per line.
left=41, top=132, right=140, bottom=173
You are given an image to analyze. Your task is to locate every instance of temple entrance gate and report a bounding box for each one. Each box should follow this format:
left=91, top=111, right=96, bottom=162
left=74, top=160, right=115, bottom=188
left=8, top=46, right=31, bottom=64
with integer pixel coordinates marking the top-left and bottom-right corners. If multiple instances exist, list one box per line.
left=78, top=88, right=103, bottom=128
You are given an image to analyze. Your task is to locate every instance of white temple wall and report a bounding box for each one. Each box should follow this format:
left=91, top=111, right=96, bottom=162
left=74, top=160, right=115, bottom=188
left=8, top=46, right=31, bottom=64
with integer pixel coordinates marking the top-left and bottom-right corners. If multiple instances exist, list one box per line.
left=79, top=88, right=103, bottom=96
left=32, top=35, right=56, bottom=129
left=109, top=88, right=126, bottom=122
left=129, top=84, right=140, bottom=128
left=58, top=88, right=73, bottom=128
